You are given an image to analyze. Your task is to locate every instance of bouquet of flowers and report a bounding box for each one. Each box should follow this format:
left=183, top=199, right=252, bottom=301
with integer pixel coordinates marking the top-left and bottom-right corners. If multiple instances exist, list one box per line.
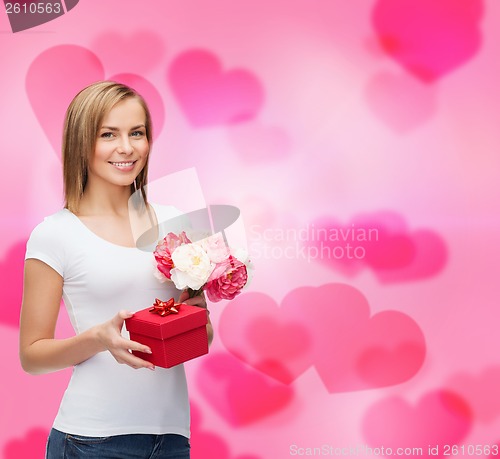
left=154, top=231, right=251, bottom=302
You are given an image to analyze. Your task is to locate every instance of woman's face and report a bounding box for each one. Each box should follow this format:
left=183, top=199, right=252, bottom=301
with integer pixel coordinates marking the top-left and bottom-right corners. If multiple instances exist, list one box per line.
left=89, top=97, right=149, bottom=190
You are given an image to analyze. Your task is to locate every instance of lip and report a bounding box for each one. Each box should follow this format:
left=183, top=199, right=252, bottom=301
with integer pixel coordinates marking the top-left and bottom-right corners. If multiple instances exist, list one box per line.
left=108, top=160, right=137, bottom=172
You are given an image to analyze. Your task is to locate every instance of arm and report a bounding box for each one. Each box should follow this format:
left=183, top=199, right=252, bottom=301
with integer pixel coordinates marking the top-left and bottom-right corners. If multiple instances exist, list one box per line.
left=19, top=259, right=155, bottom=375
left=206, top=315, right=214, bottom=347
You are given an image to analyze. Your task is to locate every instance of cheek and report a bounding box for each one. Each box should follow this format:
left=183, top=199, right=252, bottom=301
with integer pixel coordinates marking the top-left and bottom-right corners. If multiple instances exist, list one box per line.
left=93, top=144, right=108, bottom=161
left=140, top=142, right=150, bottom=158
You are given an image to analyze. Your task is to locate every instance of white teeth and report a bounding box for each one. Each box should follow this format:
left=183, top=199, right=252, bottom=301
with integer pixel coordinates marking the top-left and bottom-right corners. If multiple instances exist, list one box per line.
left=111, top=161, right=134, bottom=167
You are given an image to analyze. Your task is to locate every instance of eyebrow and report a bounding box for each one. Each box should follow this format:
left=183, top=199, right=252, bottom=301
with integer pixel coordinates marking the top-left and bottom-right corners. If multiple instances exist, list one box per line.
left=100, top=124, right=146, bottom=131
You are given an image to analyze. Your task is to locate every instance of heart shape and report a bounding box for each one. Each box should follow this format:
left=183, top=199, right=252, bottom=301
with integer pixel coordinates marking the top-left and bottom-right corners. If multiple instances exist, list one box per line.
left=220, top=291, right=313, bottom=385
left=196, top=353, right=294, bottom=426
left=26, top=45, right=164, bottom=159
left=3, top=427, right=50, bottom=459
left=309, top=211, right=447, bottom=283
left=168, top=49, right=264, bottom=127
left=372, top=0, right=483, bottom=82
left=447, top=366, right=500, bottom=423
left=190, top=402, right=262, bottom=459
left=220, top=283, right=426, bottom=392
left=90, top=30, right=166, bottom=74
left=362, top=390, right=472, bottom=456
left=26, top=45, right=104, bottom=158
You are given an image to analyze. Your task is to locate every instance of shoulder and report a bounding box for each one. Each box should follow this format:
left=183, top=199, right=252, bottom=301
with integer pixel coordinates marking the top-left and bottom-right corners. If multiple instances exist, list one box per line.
left=26, top=209, right=77, bottom=276
left=28, top=209, right=75, bottom=240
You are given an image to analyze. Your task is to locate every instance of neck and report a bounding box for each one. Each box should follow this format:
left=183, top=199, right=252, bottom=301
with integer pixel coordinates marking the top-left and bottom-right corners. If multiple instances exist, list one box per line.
left=78, top=179, right=134, bottom=216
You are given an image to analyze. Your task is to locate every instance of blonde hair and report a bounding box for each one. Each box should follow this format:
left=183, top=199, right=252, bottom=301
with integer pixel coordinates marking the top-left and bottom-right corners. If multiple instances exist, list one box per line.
left=62, top=81, right=152, bottom=212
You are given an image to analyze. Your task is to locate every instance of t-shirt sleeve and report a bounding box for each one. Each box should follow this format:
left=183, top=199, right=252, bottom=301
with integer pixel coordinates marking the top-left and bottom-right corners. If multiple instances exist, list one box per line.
left=25, top=219, right=65, bottom=277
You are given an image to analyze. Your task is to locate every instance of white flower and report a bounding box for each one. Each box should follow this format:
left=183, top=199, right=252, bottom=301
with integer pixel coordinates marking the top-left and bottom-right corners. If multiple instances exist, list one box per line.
left=170, top=243, right=214, bottom=290
left=231, top=247, right=249, bottom=264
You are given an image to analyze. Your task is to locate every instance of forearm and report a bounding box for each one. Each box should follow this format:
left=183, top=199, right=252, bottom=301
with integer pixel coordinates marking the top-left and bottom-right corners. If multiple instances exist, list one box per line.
left=206, top=322, right=214, bottom=347
left=20, top=327, right=105, bottom=375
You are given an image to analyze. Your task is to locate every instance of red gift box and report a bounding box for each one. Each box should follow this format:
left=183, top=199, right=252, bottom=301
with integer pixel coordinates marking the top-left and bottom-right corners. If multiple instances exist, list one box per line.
left=125, top=300, right=208, bottom=368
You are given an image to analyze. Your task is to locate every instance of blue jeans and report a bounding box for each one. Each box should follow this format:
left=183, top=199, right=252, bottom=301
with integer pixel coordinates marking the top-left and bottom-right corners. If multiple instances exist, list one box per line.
left=46, top=428, right=190, bottom=459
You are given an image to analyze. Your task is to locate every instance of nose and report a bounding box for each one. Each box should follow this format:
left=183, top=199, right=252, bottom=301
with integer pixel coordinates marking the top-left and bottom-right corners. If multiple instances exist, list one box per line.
left=118, top=135, right=134, bottom=154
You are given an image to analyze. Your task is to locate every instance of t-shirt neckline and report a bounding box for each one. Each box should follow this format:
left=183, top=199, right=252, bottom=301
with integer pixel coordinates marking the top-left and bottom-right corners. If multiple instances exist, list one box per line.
left=62, top=204, right=159, bottom=250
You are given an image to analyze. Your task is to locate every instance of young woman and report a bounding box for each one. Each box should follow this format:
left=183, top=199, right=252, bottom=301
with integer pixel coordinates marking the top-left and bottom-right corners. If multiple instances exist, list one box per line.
left=19, top=81, right=212, bottom=459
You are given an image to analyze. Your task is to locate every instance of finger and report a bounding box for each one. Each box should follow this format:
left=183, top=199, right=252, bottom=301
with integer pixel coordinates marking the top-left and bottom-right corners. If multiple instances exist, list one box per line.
left=121, top=337, right=152, bottom=355
left=115, top=349, right=155, bottom=370
left=183, top=295, right=207, bottom=308
left=178, top=290, right=189, bottom=303
left=127, top=353, right=155, bottom=370
left=111, top=310, right=134, bottom=327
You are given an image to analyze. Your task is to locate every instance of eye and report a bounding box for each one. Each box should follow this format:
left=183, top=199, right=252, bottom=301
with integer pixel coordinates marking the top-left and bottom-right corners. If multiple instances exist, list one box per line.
left=100, top=132, right=114, bottom=139
left=131, top=130, right=146, bottom=138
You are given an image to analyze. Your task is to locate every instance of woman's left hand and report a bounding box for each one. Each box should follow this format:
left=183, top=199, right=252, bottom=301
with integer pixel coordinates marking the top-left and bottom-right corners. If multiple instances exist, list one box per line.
left=178, top=290, right=213, bottom=346
left=178, top=290, right=207, bottom=309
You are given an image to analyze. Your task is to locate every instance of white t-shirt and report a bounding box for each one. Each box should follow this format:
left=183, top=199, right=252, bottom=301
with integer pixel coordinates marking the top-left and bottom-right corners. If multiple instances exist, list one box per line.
left=25, top=204, right=191, bottom=437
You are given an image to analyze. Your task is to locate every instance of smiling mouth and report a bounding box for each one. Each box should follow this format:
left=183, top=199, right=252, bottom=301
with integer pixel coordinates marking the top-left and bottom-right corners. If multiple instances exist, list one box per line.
left=109, top=160, right=137, bottom=167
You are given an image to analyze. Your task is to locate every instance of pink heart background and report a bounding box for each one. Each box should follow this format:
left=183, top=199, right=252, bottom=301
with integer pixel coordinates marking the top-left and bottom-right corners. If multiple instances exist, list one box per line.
left=3, top=0, right=500, bottom=455
left=219, top=284, right=426, bottom=392
left=227, top=122, right=291, bottom=163
left=309, top=211, right=447, bottom=283
left=196, top=353, right=294, bottom=426
left=372, top=0, right=483, bottom=82
left=2, top=427, right=49, bottom=459
left=447, top=366, right=500, bottom=424
left=363, top=390, right=473, bottom=457
left=190, top=402, right=261, bottom=459
left=26, top=45, right=165, bottom=160
left=168, top=49, right=265, bottom=127
left=90, top=30, right=167, bottom=74
left=365, top=72, right=437, bottom=132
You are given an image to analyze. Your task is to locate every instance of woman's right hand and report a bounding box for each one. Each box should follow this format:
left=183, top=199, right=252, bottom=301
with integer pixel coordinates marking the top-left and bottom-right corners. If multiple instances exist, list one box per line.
left=94, top=310, right=155, bottom=371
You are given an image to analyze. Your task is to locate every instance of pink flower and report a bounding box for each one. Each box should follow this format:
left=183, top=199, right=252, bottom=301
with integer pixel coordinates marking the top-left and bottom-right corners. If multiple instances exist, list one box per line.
left=154, top=231, right=191, bottom=279
left=205, top=255, right=248, bottom=302
left=195, top=233, right=230, bottom=263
